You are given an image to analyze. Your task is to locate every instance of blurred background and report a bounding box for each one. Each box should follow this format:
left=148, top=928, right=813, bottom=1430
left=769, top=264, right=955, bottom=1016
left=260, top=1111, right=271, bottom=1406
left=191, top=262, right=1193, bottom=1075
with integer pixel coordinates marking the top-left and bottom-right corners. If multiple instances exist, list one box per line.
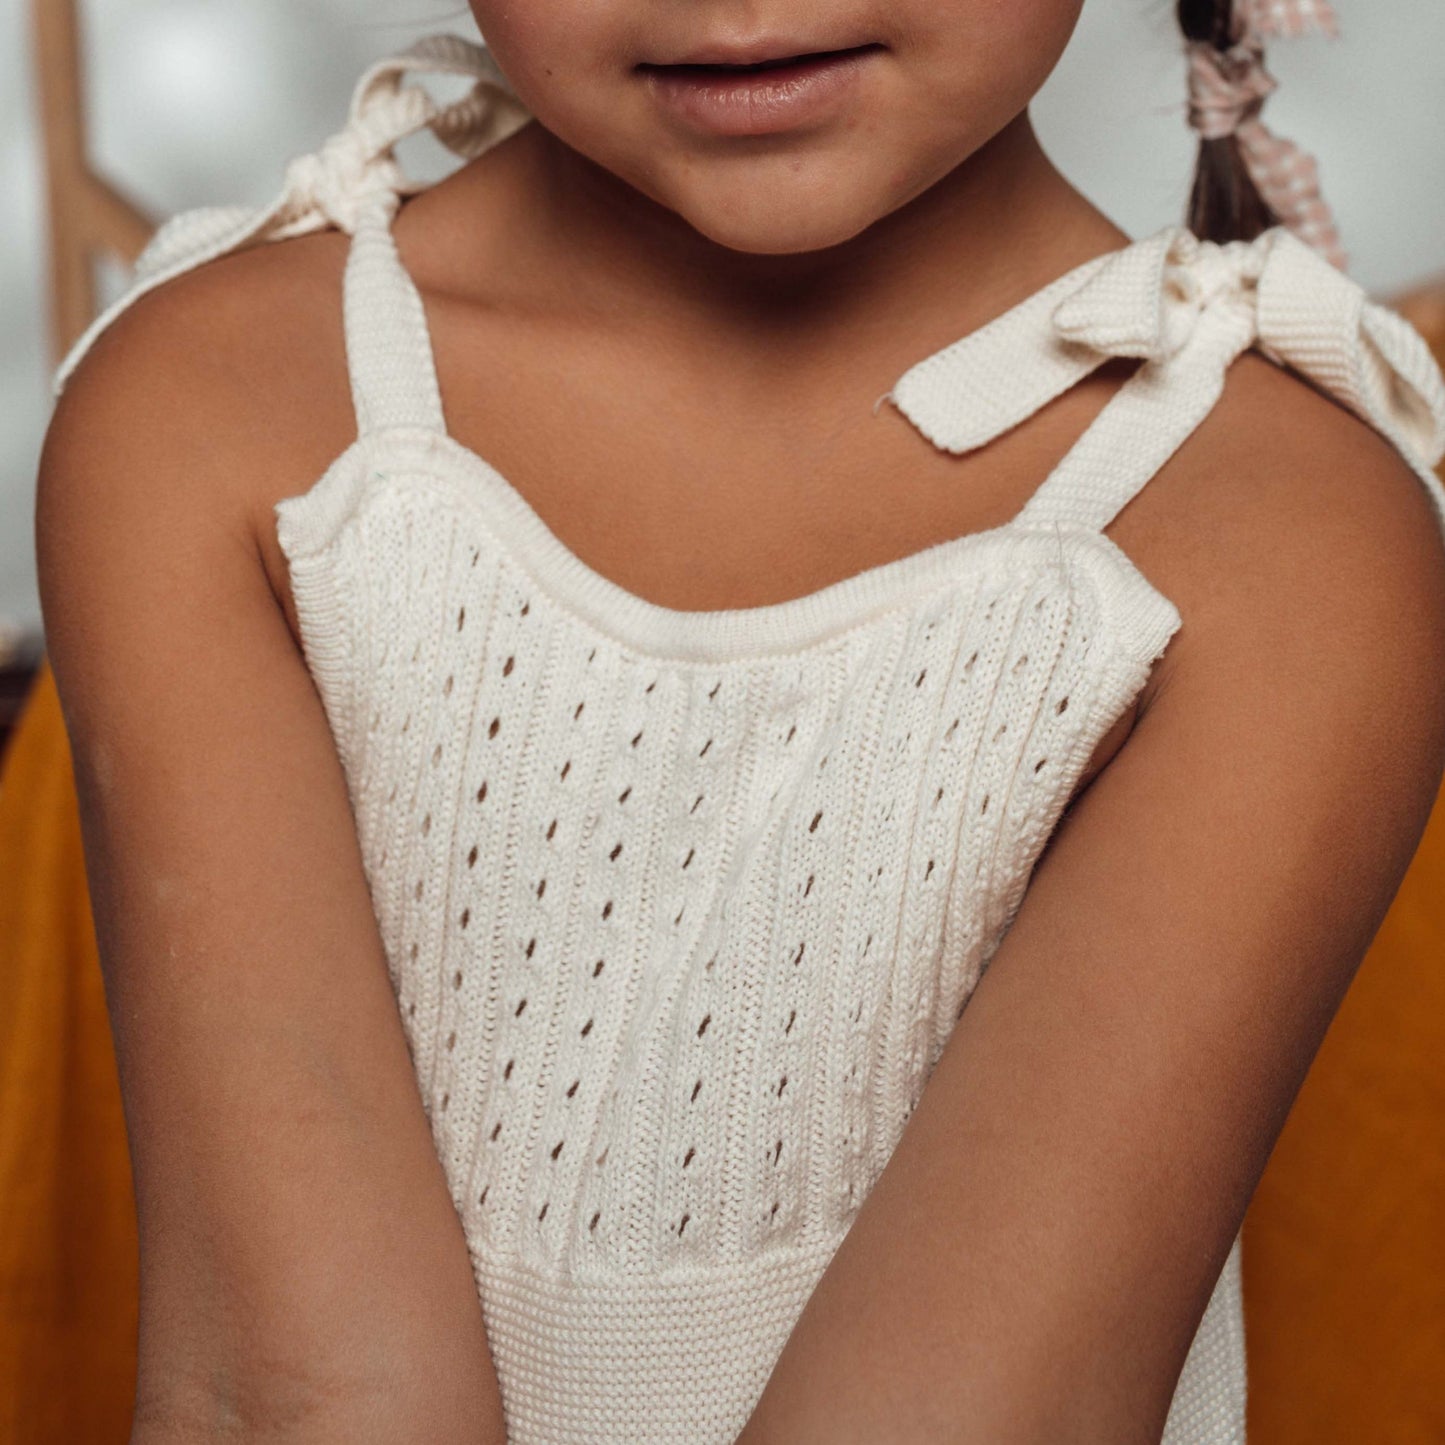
left=4, top=0, right=1445, bottom=665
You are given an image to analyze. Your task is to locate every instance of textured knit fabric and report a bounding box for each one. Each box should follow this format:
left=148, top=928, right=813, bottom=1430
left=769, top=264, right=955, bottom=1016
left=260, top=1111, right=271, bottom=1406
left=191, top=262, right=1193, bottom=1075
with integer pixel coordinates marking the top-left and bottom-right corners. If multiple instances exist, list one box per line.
left=51, top=33, right=1445, bottom=1445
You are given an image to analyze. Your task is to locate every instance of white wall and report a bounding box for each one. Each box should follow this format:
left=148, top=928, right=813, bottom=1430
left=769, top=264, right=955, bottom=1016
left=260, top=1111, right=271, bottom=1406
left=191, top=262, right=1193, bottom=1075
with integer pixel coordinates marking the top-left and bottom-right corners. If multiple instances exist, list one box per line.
left=3, top=0, right=1443, bottom=645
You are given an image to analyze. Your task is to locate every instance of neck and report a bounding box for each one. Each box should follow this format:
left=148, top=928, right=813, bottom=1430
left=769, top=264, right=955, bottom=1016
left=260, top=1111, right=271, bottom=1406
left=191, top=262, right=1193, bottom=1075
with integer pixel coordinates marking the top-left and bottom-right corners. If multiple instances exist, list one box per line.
left=451, top=109, right=1129, bottom=373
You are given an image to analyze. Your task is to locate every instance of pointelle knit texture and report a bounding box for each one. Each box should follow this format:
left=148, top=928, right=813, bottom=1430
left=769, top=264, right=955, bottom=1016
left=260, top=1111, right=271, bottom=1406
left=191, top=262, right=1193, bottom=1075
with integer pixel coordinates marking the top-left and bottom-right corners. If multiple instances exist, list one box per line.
left=52, top=32, right=1445, bottom=1445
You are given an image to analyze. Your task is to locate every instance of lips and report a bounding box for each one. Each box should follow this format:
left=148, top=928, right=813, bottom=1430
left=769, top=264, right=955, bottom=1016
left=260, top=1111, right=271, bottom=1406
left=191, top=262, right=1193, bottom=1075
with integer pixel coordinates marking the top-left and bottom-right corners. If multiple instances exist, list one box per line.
left=636, top=43, right=884, bottom=137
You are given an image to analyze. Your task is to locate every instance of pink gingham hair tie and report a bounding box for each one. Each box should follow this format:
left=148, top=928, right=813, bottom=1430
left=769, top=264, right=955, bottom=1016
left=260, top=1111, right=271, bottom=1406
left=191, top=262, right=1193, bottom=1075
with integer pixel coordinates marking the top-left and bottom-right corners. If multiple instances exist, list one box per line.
left=1185, top=0, right=1347, bottom=273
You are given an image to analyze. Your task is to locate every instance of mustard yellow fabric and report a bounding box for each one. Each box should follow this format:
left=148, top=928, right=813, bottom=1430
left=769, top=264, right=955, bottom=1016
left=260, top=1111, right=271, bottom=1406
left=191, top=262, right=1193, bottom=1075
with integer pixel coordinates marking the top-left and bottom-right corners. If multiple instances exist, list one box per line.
left=0, top=659, right=137, bottom=1443
left=1242, top=773, right=1445, bottom=1444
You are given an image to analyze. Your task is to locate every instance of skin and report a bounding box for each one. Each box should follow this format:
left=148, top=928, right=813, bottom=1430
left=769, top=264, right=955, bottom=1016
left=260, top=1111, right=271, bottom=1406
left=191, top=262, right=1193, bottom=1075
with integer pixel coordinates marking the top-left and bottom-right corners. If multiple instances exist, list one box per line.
left=35, top=0, right=1445, bottom=1440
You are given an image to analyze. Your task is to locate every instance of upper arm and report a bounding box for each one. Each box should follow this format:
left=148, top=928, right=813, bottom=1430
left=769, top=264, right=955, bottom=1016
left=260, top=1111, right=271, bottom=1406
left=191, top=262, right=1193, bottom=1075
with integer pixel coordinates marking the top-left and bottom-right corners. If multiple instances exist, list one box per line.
left=734, top=362, right=1445, bottom=1444
left=36, top=276, right=506, bottom=1442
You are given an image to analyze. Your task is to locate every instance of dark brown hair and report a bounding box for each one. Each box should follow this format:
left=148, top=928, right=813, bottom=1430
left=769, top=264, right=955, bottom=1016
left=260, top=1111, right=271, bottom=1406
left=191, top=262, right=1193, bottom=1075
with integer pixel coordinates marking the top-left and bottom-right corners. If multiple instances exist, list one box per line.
left=1176, top=0, right=1281, bottom=243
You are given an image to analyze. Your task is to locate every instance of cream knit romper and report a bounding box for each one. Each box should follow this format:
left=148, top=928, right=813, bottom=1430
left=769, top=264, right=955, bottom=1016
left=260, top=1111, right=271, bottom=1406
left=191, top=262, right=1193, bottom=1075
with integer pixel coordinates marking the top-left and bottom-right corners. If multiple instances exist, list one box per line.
left=52, top=32, right=1445, bottom=1445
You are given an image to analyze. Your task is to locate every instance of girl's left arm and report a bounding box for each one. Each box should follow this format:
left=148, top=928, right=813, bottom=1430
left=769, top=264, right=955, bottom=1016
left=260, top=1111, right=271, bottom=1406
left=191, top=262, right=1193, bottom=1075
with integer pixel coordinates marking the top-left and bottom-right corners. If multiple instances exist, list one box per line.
left=733, top=382, right=1445, bottom=1445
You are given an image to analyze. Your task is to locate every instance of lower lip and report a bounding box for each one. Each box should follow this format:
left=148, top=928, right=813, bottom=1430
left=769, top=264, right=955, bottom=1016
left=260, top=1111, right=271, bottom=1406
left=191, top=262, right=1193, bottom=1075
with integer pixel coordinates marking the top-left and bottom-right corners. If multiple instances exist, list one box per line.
left=639, top=47, right=881, bottom=137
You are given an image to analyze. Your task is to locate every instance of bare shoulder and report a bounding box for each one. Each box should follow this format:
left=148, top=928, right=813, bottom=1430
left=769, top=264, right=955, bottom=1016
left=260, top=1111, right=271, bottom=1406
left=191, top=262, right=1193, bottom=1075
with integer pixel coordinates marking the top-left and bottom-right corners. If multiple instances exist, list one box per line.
left=1117, top=348, right=1445, bottom=729
left=42, top=228, right=358, bottom=648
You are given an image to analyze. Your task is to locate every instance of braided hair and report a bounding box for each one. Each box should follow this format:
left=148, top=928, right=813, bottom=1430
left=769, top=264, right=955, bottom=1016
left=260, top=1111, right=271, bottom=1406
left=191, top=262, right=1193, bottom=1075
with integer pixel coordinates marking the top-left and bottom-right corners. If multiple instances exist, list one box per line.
left=1176, top=0, right=1281, bottom=245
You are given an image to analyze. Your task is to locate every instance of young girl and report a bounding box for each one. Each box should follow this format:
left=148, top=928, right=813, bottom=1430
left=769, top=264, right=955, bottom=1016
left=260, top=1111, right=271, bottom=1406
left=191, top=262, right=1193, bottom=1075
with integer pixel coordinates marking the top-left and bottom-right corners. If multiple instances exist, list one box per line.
left=36, top=1, right=1445, bottom=1441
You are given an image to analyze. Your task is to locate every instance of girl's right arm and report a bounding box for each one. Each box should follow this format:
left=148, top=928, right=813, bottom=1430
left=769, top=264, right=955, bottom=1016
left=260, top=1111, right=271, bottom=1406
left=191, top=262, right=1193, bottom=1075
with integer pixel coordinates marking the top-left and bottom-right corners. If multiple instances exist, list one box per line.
left=35, top=275, right=508, bottom=1444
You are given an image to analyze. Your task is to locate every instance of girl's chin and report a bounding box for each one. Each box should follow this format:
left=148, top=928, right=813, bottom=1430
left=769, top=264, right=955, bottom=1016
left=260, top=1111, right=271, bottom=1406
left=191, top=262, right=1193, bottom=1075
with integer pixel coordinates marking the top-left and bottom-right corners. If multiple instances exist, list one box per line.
left=681, top=216, right=873, bottom=256
left=641, top=166, right=900, bottom=255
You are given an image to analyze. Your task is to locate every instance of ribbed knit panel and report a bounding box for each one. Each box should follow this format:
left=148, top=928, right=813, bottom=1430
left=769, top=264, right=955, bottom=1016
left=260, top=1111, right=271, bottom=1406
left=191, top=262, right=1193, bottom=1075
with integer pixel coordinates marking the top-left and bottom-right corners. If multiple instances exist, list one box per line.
left=49, top=31, right=1445, bottom=1445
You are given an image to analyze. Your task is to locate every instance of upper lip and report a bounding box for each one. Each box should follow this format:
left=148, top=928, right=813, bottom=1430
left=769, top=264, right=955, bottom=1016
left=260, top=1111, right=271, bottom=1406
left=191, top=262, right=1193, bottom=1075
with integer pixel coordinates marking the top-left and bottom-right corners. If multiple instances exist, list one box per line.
left=643, top=37, right=877, bottom=67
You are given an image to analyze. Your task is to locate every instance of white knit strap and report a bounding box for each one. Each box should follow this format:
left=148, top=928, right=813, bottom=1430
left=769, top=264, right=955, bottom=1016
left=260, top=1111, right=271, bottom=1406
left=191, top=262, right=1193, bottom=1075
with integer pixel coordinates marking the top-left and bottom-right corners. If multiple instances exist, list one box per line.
left=336, top=35, right=532, bottom=436
left=342, top=197, right=448, bottom=435
left=880, top=245, right=1135, bottom=452
left=1015, top=301, right=1255, bottom=533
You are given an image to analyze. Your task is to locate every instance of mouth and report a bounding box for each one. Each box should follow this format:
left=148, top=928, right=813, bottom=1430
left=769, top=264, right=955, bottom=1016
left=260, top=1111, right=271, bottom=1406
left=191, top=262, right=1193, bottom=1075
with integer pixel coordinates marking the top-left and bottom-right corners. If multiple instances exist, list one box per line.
left=635, top=43, right=886, bottom=137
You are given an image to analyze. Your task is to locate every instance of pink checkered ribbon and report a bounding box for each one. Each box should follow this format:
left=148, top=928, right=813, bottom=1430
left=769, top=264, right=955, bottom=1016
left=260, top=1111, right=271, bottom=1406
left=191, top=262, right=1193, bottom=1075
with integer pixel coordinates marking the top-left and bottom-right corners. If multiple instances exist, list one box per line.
left=1185, top=0, right=1347, bottom=272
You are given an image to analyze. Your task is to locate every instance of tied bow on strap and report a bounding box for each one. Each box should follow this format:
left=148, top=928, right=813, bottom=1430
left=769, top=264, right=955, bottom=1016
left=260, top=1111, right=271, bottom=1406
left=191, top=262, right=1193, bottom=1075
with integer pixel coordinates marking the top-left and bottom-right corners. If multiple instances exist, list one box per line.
left=1185, top=0, right=1347, bottom=272
left=53, top=33, right=530, bottom=398
left=886, top=224, right=1445, bottom=482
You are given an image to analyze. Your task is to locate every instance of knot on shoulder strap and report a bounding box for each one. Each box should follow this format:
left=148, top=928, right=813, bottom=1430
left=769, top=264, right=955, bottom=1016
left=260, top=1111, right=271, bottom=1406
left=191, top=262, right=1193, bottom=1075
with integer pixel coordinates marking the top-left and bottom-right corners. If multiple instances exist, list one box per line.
left=269, top=32, right=532, bottom=237
left=1052, top=223, right=1445, bottom=470
left=278, top=117, right=413, bottom=234
left=1049, top=224, right=1268, bottom=364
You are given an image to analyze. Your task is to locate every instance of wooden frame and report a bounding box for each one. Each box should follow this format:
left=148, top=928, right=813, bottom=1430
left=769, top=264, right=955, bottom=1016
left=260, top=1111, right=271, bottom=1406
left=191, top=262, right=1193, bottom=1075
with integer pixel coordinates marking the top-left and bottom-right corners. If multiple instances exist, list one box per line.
left=29, top=0, right=156, bottom=369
